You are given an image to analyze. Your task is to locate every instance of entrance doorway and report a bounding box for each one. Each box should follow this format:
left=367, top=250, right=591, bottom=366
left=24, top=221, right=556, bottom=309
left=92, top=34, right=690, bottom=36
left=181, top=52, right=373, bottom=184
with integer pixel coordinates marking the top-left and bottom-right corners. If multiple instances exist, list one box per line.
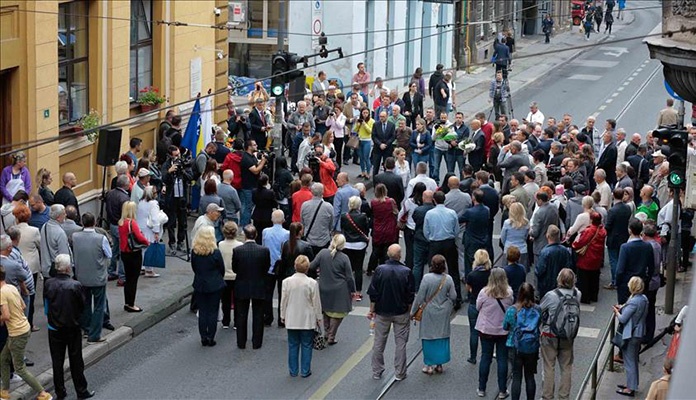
left=0, top=69, right=14, bottom=167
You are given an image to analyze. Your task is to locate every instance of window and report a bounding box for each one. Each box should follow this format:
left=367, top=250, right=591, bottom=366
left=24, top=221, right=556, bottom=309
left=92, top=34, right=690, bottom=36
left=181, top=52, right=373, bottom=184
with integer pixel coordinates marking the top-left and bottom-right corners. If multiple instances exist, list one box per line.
left=130, top=0, right=153, bottom=102
left=58, top=1, right=89, bottom=126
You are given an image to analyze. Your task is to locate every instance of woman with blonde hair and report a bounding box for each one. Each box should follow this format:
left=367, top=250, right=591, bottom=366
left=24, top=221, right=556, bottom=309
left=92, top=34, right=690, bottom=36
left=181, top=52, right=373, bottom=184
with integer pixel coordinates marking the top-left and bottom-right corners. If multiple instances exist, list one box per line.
left=565, top=195, right=594, bottom=239
left=501, top=202, right=530, bottom=268
left=281, top=255, right=323, bottom=377
left=35, top=168, right=54, bottom=206
left=614, top=276, right=649, bottom=397
left=393, top=147, right=410, bottom=188
left=117, top=201, right=149, bottom=312
left=476, top=268, right=514, bottom=399
left=488, top=132, right=505, bottom=183
left=341, top=196, right=370, bottom=298
left=218, top=221, right=242, bottom=329
left=191, top=226, right=225, bottom=346
left=465, top=249, right=493, bottom=364
left=310, top=234, right=355, bottom=344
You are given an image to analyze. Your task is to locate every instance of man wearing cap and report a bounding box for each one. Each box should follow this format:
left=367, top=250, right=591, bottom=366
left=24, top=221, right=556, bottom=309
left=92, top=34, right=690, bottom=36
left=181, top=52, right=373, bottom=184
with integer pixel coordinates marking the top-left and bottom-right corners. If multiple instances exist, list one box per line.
left=130, top=168, right=151, bottom=203
left=191, top=203, right=223, bottom=241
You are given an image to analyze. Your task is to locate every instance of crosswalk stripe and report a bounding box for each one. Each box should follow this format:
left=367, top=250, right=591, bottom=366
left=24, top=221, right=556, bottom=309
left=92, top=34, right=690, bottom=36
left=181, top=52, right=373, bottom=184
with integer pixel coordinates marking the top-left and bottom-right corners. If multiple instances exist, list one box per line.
left=568, top=74, right=603, bottom=81
left=570, top=60, right=620, bottom=68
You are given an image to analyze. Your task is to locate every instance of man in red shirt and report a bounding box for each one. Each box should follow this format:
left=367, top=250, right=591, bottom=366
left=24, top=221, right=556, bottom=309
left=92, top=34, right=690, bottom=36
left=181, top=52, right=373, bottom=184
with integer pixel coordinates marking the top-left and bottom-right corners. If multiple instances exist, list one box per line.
left=476, top=112, right=495, bottom=158
left=291, top=174, right=314, bottom=222
left=352, top=62, right=371, bottom=94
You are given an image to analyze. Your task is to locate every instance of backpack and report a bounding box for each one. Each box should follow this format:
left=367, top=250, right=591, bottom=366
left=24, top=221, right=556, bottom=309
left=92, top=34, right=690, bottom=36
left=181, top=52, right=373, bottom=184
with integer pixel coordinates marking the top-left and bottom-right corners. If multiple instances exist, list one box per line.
left=514, top=306, right=542, bottom=354
left=549, top=289, right=581, bottom=340
left=192, top=152, right=207, bottom=181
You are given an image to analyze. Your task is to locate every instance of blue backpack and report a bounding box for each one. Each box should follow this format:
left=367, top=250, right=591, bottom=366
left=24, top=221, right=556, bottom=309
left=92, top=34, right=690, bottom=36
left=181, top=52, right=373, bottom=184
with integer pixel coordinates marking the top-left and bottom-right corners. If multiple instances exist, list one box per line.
left=514, top=306, right=541, bottom=354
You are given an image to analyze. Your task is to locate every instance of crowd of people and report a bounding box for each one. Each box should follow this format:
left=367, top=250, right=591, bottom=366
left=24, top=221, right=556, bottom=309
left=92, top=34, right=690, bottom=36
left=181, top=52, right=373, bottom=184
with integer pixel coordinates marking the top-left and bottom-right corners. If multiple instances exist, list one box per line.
left=1, top=52, right=695, bottom=399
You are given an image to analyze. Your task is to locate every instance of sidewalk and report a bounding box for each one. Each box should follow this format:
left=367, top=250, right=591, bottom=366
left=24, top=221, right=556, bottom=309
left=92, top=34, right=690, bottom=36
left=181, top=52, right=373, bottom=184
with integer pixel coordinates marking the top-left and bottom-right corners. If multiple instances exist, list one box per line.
left=10, top=162, right=368, bottom=400
left=593, top=269, right=692, bottom=399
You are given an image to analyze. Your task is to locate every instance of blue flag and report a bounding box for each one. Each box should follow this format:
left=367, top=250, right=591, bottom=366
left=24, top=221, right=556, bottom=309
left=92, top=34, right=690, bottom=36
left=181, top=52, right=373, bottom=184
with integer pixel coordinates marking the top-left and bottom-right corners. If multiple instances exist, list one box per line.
left=181, top=98, right=201, bottom=156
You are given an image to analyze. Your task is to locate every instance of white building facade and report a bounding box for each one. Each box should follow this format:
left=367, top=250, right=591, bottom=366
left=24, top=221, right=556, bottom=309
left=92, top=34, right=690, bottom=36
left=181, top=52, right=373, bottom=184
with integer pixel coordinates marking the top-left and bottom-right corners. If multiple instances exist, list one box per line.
left=288, top=0, right=455, bottom=93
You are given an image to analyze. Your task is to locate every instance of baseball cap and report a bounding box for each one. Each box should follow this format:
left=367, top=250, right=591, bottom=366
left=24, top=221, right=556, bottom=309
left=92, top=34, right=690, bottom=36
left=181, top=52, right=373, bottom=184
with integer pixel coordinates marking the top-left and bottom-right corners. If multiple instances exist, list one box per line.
left=137, top=168, right=152, bottom=178
left=206, top=203, right=224, bottom=213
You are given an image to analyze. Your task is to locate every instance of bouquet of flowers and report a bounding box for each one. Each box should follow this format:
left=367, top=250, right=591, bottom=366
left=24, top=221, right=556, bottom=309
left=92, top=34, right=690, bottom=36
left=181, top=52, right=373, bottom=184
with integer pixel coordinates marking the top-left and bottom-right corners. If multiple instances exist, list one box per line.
left=433, top=124, right=458, bottom=142
left=458, top=138, right=476, bottom=154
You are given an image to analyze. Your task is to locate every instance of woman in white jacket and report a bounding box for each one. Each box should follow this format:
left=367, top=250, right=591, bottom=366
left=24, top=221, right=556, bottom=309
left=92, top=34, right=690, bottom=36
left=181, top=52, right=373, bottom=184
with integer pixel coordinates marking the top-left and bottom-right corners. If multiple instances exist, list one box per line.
left=136, top=186, right=166, bottom=277
left=280, top=255, right=323, bottom=378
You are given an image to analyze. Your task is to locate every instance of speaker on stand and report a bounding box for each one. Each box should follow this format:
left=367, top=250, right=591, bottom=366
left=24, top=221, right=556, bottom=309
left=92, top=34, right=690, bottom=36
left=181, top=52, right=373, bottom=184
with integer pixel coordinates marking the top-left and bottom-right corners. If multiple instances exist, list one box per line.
left=96, top=127, right=122, bottom=229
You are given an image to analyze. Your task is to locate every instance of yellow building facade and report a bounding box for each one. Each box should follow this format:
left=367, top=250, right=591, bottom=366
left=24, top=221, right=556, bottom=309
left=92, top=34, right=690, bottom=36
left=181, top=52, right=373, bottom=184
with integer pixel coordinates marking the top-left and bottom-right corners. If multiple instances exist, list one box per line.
left=0, top=0, right=229, bottom=212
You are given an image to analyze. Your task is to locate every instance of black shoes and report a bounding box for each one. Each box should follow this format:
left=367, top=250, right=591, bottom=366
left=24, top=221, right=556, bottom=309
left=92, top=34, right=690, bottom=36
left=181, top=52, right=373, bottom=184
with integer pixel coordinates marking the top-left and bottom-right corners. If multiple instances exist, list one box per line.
left=77, top=390, right=96, bottom=400
left=453, top=300, right=462, bottom=311
left=103, top=322, right=115, bottom=331
left=202, top=338, right=217, bottom=347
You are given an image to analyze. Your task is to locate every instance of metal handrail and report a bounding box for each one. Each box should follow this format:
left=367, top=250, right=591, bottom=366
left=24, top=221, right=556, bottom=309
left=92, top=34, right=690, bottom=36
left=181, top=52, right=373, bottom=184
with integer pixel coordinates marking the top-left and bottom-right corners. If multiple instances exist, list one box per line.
left=575, top=314, right=616, bottom=400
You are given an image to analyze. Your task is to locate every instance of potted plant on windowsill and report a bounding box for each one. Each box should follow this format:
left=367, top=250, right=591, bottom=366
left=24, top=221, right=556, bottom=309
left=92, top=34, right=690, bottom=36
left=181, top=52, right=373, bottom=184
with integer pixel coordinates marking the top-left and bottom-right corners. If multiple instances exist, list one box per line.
left=137, top=86, right=166, bottom=112
left=77, top=109, right=101, bottom=142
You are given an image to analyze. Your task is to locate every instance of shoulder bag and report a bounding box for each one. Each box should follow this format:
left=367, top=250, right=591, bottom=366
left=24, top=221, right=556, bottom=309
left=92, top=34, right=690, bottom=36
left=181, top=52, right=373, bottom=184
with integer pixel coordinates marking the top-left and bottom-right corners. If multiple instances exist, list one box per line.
left=346, top=133, right=360, bottom=149
left=127, top=220, right=147, bottom=251
left=346, top=213, right=369, bottom=242
left=412, top=275, right=447, bottom=322
left=575, top=227, right=600, bottom=256
left=612, top=297, right=647, bottom=348
left=302, top=201, right=323, bottom=241
left=313, top=322, right=327, bottom=350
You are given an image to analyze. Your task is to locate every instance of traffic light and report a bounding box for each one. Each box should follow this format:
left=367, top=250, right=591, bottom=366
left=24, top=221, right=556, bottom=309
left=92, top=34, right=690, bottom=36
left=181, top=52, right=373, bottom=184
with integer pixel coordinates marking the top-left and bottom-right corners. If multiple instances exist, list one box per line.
left=270, top=51, right=287, bottom=97
left=284, top=52, right=305, bottom=82
left=666, top=129, right=688, bottom=188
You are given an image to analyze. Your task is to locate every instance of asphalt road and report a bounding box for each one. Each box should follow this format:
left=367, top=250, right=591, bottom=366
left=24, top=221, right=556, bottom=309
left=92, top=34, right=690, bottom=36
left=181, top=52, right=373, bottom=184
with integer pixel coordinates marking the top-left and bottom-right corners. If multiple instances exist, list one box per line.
left=57, top=4, right=671, bottom=400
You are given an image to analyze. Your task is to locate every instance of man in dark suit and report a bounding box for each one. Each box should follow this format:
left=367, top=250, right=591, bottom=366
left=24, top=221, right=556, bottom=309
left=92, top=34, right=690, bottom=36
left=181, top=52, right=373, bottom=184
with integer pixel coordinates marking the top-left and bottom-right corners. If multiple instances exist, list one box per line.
left=459, top=189, right=491, bottom=278
left=467, top=119, right=485, bottom=172
left=372, top=111, right=396, bottom=177
left=412, top=190, right=435, bottom=291
left=374, top=157, right=405, bottom=209
left=248, top=98, right=270, bottom=150
left=475, top=171, right=500, bottom=255
left=596, top=130, right=618, bottom=186
left=232, top=225, right=271, bottom=349
left=616, top=219, right=655, bottom=304
left=605, top=188, right=633, bottom=290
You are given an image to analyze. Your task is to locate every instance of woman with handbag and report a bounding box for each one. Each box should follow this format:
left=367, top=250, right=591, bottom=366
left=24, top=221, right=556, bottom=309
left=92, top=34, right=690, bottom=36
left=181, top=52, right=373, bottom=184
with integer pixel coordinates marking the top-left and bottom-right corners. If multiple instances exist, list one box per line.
left=137, top=186, right=166, bottom=278
left=279, top=222, right=315, bottom=323
left=398, top=182, right=425, bottom=271
left=309, top=235, right=355, bottom=345
left=366, top=184, right=399, bottom=276
left=476, top=268, right=514, bottom=399
left=280, top=255, right=323, bottom=378
left=565, top=195, right=595, bottom=240
left=465, top=249, right=493, bottom=365
left=191, top=226, right=225, bottom=346
left=118, top=201, right=150, bottom=312
left=614, top=276, right=649, bottom=397
left=411, top=255, right=456, bottom=375
left=571, top=212, right=606, bottom=304
left=341, top=196, right=370, bottom=299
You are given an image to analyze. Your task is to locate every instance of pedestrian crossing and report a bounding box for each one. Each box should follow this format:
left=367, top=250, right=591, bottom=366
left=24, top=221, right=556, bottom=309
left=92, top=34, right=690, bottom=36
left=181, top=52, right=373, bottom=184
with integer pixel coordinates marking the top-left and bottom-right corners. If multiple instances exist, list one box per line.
left=568, top=74, right=604, bottom=81
left=570, top=60, right=620, bottom=68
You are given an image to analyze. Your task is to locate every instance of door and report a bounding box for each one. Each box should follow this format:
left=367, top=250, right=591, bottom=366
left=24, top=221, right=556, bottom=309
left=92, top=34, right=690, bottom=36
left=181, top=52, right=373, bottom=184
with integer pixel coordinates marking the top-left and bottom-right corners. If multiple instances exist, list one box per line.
left=0, top=69, right=13, bottom=167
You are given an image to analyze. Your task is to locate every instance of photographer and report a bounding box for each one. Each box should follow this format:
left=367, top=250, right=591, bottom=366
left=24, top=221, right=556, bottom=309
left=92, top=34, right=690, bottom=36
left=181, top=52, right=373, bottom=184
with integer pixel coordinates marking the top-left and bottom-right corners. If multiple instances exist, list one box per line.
left=307, top=144, right=337, bottom=203
left=161, top=145, right=193, bottom=252
left=228, top=108, right=251, bottom=142
left=239, top=140, right=268, bottom=227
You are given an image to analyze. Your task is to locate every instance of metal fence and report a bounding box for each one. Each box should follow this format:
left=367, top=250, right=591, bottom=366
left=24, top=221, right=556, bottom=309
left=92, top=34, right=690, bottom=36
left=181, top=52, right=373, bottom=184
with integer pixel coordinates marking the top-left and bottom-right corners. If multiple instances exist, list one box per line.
left=575, top=314, right=616, bottom=400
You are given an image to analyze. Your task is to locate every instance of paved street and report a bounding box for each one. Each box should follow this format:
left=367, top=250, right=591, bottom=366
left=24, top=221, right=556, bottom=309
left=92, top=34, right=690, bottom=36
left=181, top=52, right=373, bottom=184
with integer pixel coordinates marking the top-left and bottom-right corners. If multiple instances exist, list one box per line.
left=13, top=2, right=690, bottom=400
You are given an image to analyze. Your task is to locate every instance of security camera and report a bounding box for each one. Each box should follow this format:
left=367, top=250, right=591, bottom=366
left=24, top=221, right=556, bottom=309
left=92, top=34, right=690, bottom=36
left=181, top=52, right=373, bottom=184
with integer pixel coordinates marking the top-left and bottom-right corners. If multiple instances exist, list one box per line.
left=214, top=7, right=221, bottom=16
left=217, top=51, right=224, bottom=60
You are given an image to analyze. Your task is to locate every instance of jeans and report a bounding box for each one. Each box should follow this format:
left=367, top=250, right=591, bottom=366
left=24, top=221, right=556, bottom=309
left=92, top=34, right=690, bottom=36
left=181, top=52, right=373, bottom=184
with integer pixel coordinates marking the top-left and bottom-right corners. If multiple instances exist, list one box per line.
left=479, top=334, right=509, bottom=393
left=287, top=329, right=314, bottom=377
left=122, top=250, right=142, bottom=307
left=196, top=290, right=221, bottom=341
left=512, top=351, right=538, bottom=400
left=403, top=227, right=415, bottom=269
left=493, top=98, right=508, bottom=120
left=358, top=140, right=372, bottom=174
left=413, top=239, right=429, bottom=291
left=344, top=247, right=367, bottom=292
left=0, top=332, right=43, bottom=392
left=80, top=286, right=106, bottom=341
left=468, top=304, right=480, bottom=360
left=608, top=247, right=619, bottom=285
left=446, top=150, right=465, bottom=176
left=412, top=151, right=429, bottom=173
left=432, top=148, right=447, bottom=182
left=372, top=312, right=410, bottom=379
left=109, top=224, right=125, bottom=280
left=334, top=137, right=344, bottom=169
left=48, top=327, right=89, bottom=398
left=240, top=189, right=254, bottom=228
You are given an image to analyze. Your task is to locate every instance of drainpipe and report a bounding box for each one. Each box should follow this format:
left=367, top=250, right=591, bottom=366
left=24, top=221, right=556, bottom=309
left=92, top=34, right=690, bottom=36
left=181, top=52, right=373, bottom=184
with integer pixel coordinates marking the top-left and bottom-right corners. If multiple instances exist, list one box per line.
left=465, top=1, right=471, bottom=74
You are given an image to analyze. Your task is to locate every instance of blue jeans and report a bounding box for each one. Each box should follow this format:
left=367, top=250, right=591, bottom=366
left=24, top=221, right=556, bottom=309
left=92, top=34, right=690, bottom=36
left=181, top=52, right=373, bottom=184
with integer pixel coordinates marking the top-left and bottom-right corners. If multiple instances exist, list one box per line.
left=468, top=304, right=480, bottom=360
left=432, top=148, right=447, bottom=181
left=479, top=334, right=509, bottom=393
left=608, top=247, right=619, bottom=286
left=240, top=189, right=253, bottom=228
left=357, top=140, right=372, bottom=174
left=413, top=239, right=429, bottom=291
left=287, top=329, right=314, bottom=377
left=81, top=286, right=106, bottom=341
left=109, top=224, right=125, bottom=280
left=412, top=152, right=429, bottom=172
left=446, top=150, right=465, bottom=176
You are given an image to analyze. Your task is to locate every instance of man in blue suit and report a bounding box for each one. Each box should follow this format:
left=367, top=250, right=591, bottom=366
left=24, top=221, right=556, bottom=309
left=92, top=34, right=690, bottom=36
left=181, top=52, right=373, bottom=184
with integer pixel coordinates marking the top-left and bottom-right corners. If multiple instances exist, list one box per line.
left=616, top=219, right=655, bottom=304
left=372, top=111, right=396, bottom=177
left=459, top=189, right=491, bottom=279
left=604, top=188, right=632, bottom=289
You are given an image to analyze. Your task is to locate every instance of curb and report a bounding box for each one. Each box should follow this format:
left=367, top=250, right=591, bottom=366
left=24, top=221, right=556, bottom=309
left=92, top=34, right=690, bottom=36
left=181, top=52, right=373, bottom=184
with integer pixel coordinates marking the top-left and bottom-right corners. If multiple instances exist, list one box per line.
left=9, top=288, right=194, bottom=400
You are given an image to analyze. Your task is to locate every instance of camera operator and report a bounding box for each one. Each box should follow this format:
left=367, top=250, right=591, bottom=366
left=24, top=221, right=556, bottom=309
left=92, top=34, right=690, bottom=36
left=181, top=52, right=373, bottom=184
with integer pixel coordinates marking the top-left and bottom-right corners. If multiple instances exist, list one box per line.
left=228, top=108, right=251, bottom=142
left=161, top=145, right=193, bottom=252
left=239, top=140, right=268, bottom=227
left=306, top=143, right=337, bottom=203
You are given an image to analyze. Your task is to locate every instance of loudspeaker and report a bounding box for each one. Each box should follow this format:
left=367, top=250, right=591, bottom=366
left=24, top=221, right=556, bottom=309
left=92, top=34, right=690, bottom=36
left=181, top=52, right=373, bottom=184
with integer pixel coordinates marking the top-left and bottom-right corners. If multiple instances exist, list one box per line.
left=96, top=127, right=122, bottom=166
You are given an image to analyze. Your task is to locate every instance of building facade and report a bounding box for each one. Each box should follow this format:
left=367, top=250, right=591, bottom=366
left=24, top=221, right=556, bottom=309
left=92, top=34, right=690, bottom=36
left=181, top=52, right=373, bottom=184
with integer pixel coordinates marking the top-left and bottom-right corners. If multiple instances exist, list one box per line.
left=288, top=0, right=455, bottom=93
left=0, top=0, right=229, bottom=213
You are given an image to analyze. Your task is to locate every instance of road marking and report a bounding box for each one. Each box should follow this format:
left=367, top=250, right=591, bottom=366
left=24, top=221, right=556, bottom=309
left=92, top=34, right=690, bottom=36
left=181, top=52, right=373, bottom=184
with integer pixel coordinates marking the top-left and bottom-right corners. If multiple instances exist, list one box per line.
left=450, top=312, right=600, bottom=338
left=591, top=112, right=600, bottom=119
left=568, top=74, right=603, bottom=81
left=632, top=72, right=639, bottom=77
left=623, top=82, right=630, bottom=86
left=606, top=99, right=614, bottom=104
left=598, top=105, right=607, bottom=110
left=627, top=77, right=634, bottom=81
left=578, top=327, right=601, bottom=338
left=600, top=46, right=629, bottom=57
left=309, top=337, right=374, bottom=400
left=636, top=68, right=643, bottom=72
left=570, top=60, right=620, bottom=68
left=617, top=87, right=625, bottom=91
left=616, top=64, right=662, bottom=123
left=612, top=93, right=619, bottom=97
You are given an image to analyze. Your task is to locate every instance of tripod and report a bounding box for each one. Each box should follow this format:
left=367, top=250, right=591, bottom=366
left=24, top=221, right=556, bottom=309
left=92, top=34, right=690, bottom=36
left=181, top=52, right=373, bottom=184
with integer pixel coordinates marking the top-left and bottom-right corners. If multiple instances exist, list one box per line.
left=165, top=182, right=192, bottom=262
left=97, top=166, right=109, bottom=230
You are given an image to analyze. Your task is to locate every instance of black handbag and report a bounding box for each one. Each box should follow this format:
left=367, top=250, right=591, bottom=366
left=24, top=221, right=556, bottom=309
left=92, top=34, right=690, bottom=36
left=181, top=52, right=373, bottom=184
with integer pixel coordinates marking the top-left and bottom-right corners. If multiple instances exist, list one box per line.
left=127, top=220, right=147, bottom=251
left=313, top=324, right=327, bottom=350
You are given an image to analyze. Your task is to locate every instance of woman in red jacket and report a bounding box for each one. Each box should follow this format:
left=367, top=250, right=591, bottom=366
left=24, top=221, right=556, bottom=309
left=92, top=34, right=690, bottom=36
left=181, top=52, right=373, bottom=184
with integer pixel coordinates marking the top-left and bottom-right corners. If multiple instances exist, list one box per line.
left=366, top=183, right=399, bottom=275
left=571, top=212, right=607, bottom=304
left=118, top=201, right=150, bottom=312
